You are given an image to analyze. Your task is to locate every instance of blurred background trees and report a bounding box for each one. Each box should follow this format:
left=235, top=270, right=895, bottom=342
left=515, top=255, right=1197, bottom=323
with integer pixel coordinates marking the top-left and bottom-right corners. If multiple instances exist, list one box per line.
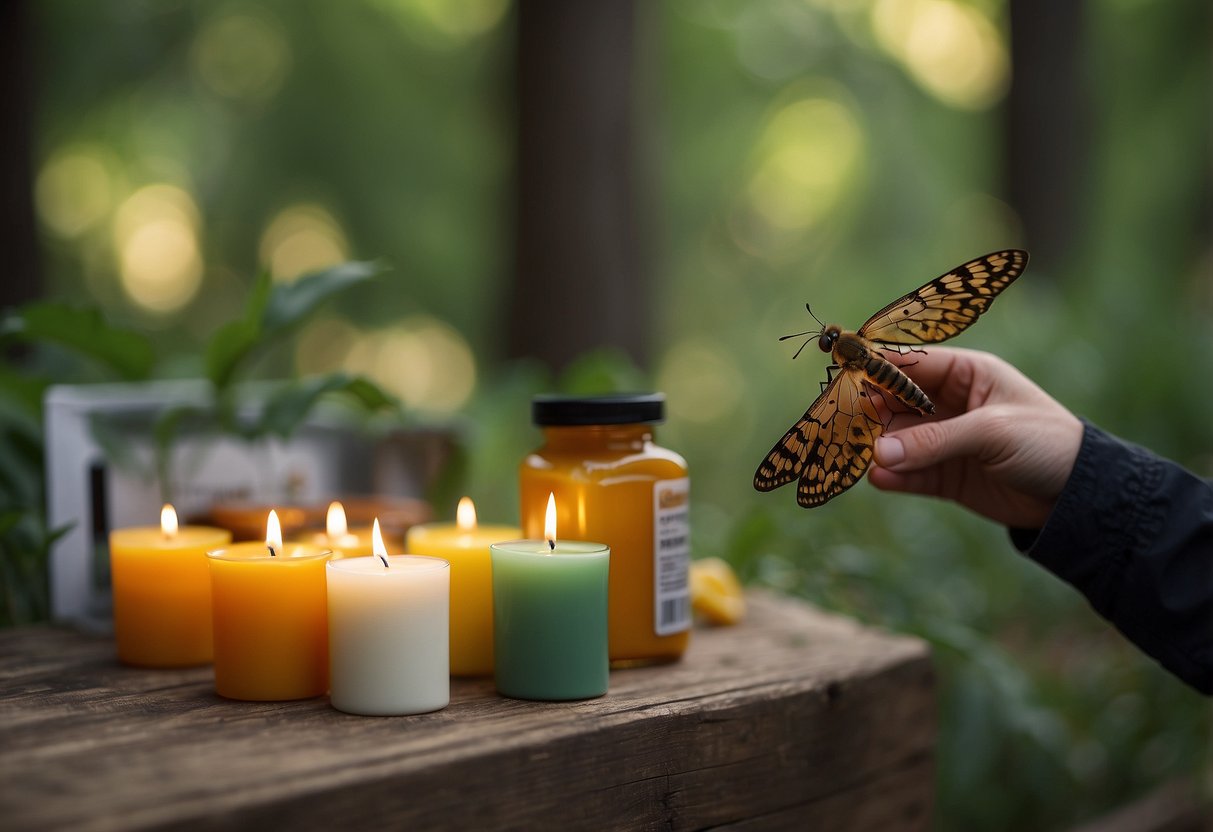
left=3, top=0, right=1210, bottom=829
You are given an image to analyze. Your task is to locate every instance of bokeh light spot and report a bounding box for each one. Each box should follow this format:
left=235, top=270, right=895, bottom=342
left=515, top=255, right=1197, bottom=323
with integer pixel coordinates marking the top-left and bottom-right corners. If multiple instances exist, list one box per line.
left=259, top=204, right=350, bottom=283
left=369, top=0, right=509, bottom=45
left=295, top=316, right=361, bottom=376
left=112, top=184, right=203, bottom=314
left=746, top=94, right=865, bottom=231
left=192, top=9, right=291, bottom=102
left=872, top=0, right=1008, bottom=111
left=735, top=3, right=819, bottom=81
left=343, top=317, right=476, bottom=413
left=36, top=148, right=115, bottom=238
left=657, top=338, right=745, bottom=424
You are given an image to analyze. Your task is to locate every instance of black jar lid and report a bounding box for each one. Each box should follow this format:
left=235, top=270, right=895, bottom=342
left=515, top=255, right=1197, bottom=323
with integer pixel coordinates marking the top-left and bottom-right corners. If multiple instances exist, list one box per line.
left=532, top=393, right=665, bottom=426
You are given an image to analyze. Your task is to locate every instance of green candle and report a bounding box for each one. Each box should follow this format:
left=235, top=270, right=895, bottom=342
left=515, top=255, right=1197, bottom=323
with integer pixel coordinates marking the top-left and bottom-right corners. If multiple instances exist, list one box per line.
left=491, top=539, right=610, bottom=701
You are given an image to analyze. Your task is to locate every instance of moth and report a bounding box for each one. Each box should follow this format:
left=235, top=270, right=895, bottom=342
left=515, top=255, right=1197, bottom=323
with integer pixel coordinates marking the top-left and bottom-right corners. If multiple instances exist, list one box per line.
left=753, top=249, right=1028, bottom=508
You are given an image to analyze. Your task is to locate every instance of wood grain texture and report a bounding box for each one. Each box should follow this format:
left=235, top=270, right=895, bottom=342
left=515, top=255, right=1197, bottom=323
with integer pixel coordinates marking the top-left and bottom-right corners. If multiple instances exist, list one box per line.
left=0, top=591, right=935, bottom=831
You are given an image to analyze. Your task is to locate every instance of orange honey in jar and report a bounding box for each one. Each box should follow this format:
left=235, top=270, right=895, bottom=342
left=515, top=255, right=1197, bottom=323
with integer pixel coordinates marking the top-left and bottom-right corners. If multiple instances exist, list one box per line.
left=519, top=393, right=690, bottom=666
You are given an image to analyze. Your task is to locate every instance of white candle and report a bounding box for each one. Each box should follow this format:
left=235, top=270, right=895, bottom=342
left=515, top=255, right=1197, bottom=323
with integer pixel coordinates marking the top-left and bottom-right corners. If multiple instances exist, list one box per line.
left=326, top=549, right=450, bottom=716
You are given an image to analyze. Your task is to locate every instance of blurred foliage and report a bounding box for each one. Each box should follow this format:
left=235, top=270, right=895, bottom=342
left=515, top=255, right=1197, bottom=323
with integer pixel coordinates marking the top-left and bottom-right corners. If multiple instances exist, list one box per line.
left=0, top=293, right=161, bottom=626
left=16, top=0, right=1213, bottom=830
left=0, top=262, right=400, bottom=622
left=648, top=3, right=1212, bottom=831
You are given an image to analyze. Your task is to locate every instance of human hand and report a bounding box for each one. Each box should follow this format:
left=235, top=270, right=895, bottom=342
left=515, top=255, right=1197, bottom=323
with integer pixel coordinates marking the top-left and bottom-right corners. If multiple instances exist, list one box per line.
left=869, top=347, right=1084, bottom=529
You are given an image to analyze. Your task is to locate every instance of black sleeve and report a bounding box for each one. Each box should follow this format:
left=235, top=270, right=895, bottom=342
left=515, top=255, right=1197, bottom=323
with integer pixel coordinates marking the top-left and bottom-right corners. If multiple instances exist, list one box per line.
left=1008, top=419, right=1213, bottom=694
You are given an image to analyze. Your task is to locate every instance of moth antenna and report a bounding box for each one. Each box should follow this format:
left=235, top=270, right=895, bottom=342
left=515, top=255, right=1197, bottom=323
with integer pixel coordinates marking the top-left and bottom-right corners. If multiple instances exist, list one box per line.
left=777, top=302, right=827, bottom=359
left=778, top=328, right=818, bottom=342
left=805, top=303, right=826, bottom=329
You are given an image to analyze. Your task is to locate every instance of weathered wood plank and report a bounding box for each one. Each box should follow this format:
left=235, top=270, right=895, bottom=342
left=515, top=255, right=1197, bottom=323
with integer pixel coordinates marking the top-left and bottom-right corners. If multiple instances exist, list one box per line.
left=0, top=591, right=934, bottom=831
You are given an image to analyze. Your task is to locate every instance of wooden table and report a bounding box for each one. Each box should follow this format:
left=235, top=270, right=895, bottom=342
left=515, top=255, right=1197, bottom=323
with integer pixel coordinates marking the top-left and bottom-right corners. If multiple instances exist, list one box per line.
left=0, top=591, right=935, bottom=831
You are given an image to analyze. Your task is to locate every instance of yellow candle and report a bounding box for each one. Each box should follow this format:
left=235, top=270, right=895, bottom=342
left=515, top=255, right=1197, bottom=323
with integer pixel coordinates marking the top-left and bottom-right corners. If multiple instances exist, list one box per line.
left=291, top=501, right=377, bottom=558
left=337, top=495, right=431, bottom=543
left=109, top=505, right=231, bottom=667
left=405, top=497, right=520, bottom=677
left=206, top=510, right=332, bottom=701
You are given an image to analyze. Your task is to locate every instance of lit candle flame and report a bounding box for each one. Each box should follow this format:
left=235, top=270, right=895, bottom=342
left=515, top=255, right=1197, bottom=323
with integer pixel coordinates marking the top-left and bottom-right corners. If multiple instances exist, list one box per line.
left=265, top=510, right=282, bottom=557
left=456, top=496, right=477, bottom=532
left=160, top=504, right=178, bottom=539
left=326, top=501, right=349, bottom=539
left=544, top=492, right=557, bottom=552
left=372, top=518, right=389, bottom=568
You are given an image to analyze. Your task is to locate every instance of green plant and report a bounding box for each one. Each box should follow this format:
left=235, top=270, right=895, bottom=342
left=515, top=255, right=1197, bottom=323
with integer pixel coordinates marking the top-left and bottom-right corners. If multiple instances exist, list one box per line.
left=0, top=301, right=156, bottom=625
left=0, top=261, right=402, bottom=625
left=147, top=262, right=401, bottom=498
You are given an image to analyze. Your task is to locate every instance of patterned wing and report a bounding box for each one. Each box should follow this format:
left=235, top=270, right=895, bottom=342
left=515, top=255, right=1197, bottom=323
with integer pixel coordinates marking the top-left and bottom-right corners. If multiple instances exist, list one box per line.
left=858, top=249, right=1028, bottom=346
left=753, top=367, right=885, bottom=507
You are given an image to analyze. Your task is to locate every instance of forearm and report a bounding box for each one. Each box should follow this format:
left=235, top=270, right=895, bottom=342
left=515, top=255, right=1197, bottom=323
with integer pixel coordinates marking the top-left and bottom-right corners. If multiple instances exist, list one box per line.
left=1009, top=420, right=1213, bottom=694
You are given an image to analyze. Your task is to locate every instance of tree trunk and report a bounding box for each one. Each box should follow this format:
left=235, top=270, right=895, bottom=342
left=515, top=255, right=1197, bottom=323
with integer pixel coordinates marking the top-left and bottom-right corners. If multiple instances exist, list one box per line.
left=508, top=0, right=647, bottom=373
left=0, top=0, right=40, bottom=309
left=1005, top=0, right=1088, bottom=274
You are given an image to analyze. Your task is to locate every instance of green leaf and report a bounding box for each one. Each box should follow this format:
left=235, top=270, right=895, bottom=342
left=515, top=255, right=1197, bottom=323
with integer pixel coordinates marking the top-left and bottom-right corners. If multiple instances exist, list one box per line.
left=204, top=318, right=262, bottom=391
left=0, top=417, right=44, bottom=506
left=335, top=376, right=399, bottom=412
left=256, top=373, right=400, bottom=439
left=0, top=510, right=21, bottom=538
left=203, top=271, right=272, bottom=391
left=203, top=264, right=383, bottom=392
left=0, top=364, right=50, bottom=416
left=244, top=269, right=274, bottom=325
left=262, top=261, right=385, bottom=332
left=0, top=302, right=154, bottom=380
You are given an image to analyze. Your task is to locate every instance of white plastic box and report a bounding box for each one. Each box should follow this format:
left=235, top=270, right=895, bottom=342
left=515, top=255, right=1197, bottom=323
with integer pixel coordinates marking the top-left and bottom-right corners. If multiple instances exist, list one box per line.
left=44, top=381, right=449, bottom=628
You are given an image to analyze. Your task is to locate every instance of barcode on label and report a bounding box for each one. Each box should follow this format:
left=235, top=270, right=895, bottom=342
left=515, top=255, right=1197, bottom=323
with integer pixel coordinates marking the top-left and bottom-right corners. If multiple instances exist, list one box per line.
left=653, top=478, right=691, bottom=636
left=659, top=597, right=690, bottom=629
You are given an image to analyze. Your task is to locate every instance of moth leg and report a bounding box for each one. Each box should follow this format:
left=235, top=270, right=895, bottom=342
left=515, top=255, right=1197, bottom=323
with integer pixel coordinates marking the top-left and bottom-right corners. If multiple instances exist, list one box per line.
left=819, top=364, right=841, bottom=394
left=867, top=381, right=913, bottom=427
left=871, top=385, right=897, bottom=430
left=883, top=347, right=923, bottom=370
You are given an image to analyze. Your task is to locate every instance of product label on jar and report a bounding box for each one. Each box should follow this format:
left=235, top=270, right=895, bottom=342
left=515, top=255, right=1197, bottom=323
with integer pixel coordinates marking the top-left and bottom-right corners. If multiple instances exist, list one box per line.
left=653, top=477, right=691, bottom=636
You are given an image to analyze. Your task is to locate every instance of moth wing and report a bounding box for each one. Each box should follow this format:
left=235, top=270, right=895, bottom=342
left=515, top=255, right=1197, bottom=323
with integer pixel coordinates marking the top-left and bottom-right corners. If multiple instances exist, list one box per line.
left=858, top=249, right=1028, bottom=346
left=753, top=367, right=884, bottom=508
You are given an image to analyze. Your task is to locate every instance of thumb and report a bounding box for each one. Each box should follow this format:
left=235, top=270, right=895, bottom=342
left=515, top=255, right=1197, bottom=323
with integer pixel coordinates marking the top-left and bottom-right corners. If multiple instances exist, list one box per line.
left=874, top=411, right=993, bottom=472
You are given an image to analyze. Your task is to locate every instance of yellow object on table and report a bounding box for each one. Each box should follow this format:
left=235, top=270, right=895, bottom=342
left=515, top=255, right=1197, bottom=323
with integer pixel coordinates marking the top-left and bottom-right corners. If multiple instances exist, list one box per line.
left=405, top=497, right=520, bottom=677
left=292, top=501, right=378, bottom=559
left=690, top=558, right=746, bottom=626
left=520, top=395, right=691, bottom=667
left=109, top=505, right=231, bottom=667
left=206, top=510, right=332, bottom=701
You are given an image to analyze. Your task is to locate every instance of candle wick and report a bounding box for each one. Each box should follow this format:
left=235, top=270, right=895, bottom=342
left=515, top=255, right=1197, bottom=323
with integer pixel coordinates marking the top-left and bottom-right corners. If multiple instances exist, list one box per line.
left=377, top=553, right=389, bottom=568
left=267, top=544, right=277, bottom=558
left=548, top=539, right=555, bottom=552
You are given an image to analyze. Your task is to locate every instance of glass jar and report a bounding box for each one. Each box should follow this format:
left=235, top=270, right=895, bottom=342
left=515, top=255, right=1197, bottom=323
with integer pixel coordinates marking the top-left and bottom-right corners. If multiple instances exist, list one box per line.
left=519, top=393, right=690, bottom=666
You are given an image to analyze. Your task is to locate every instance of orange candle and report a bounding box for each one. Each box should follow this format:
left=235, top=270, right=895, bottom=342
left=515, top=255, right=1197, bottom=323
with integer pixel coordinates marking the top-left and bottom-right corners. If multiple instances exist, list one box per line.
left=292, top=501, right=378, bottom=558
left=206, top=510, right=332, bottom=701
left=109, top=505, right=230, bottom=667
left=520, top=394, right=691, bottom=666
left=405, top=497, right=520, bottom=677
